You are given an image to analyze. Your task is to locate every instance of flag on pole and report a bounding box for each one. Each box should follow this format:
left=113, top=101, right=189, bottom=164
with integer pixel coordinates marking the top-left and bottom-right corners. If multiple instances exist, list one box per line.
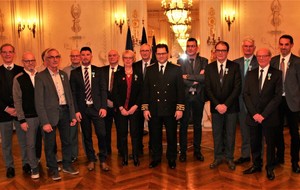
left=141, top=26, right=147, bottom=45
left=151, top=34, right=157, bottom=62
left=125, top=26, right=133, bottom=51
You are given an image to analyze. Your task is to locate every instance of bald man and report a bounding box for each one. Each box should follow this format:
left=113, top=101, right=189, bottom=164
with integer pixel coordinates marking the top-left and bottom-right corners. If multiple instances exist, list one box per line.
left=13, top=52, right=40, bottom=179
left=101, top=50, right=123, bottom=156
left=63, top=49, right=82, bottom=162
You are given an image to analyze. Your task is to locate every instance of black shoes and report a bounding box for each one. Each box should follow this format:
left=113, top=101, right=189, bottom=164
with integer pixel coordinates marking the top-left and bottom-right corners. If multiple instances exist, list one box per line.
left=22, top=163, right=31, bottom=174
left=267, top=169, right=275, bottom=180
left=168, top=160, right=176, bottom=169
left=149, top=160, right=161, bottom=168
left=209, top=159, right=222, bottom=169
left=179, top=153, right=186, bottom=162
left=133, top=155, right=140, bottom=167
left=6, top=167, right=15, bottom=178
left=227, top=160, right=236, bottom=170
left=292, top=164, right=300, bottom=173
left=194, top=152, right=204, bottom=161
left=243, top=165, right=262, bottom=174
left=234, top=157, right=250, bottom=165
left=122, top=157, right=128, bottom=166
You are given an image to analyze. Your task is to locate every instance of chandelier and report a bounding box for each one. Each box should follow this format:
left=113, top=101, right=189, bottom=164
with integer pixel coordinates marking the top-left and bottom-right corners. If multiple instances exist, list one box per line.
left=161, top=0, right=193, bottom=25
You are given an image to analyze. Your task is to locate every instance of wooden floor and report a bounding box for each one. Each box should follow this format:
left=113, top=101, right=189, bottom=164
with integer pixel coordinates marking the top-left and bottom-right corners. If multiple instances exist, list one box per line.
left=0, top=125, right=300, bottom=190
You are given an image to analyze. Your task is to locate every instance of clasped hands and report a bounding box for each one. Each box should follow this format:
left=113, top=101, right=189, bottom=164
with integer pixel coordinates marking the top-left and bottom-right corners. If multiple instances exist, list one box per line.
left=253, top=113, right=265, bottom=123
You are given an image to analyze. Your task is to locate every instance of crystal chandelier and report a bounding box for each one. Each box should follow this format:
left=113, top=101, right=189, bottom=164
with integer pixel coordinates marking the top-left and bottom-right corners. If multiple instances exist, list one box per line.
left=161, top=0, right=193, bottom=25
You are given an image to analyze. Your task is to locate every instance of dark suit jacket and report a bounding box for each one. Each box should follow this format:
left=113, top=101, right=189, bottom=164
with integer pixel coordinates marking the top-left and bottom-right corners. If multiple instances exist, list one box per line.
left=243, top=66, right=282, bottom=127
left=0, top=64, right=23, bottom=122
left=112, top=67, right=143, bottom=109
left=70, top=65, right=107, bottom=112
left=141, top=62, right=185, bottom=116
left=133, top=59, right=156, bottom=80
left=205, top=60, right=241, bottom=113
left=177, top=53, right=208, bottom=101
left=270, top=54, right=300, bottom=112
left=234, top=56, right=259, bottom=112
left=100, top=65, right=124, bottom=101
left=35, top=68, right=75, bottom=126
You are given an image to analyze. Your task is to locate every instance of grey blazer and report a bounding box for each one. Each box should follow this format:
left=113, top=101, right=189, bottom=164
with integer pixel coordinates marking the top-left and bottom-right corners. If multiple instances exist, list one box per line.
left=234, top=56, right=259, bottom=112
left=270, top=54, right=300, bottom=112
left=35, top=68, right=76, bottom=126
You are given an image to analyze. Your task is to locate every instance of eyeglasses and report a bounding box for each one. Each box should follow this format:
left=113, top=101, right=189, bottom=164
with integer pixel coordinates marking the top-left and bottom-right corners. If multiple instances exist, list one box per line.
left=156, top=52, right=168, bottom=56
left=1, top=51, right=14, bottom=55
left=23, top=59, right=36, bottom=64
left=47, top=55, right=61, bottom=60
left=123, top=56, right=133, bottom=59
left=186, top=45, right=197, bottom=48
left=256, top=55, right=270, bottom=59
left=70, top=55, right=80, bottom=58
left=215, top=49, right=228, bottom=53
left=140, top=50, right=150, bottom=53
left=243, top=45, right=255, bottom=48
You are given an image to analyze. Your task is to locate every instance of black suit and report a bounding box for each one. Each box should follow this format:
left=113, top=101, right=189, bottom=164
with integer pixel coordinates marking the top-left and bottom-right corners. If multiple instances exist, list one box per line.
left=0, top=64, right=28, bottom=169
left=177, top=54, right=208, bottom=154
left=70, top=65, right=107, bottom=162
left=112, top=67, right=143, bottom=158
left=234, top=56, right=259, bottom=159
left=243, top=66, right=282, bottom=169
left=205, top=60, right=241, bottom=161
left=100, top=65, right=123, bottom=154
left=142, top=62, right=185, bottom=161
left=133, top=59, right=155, bottom=153
left=270, top=54, right=300, bottom=165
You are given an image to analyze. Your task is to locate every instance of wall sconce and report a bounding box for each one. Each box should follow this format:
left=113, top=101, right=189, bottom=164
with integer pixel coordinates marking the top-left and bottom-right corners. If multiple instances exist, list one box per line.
left=224, top=11, right=235, bottom=31
left=114, top=14, right=125, bottom=34
left=17, top=19, right=25, bottom=38
left=27, top=20, right=36, bottom=38
left=207, top=34, right=220, bottom=46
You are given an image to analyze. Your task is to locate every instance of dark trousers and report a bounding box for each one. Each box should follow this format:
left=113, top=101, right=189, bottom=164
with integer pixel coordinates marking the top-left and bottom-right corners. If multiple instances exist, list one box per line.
left=250, top=123, right=276, bottom=170
left=211, top=113, right=237, bottom=161
left=43, top=106, right=72, bottom=171
left=118, top=111, right=140, bottom=157
left=137, top=113, right=145, bottom=153
left=35, top=126, right=42, bottom=159
left=149, top=115, right=178, bottom=161
left=81, top=106, right=107, bottom=162
left=180, top=94, right=204, bottom=153
left=276, top=97, right=300, bottom=164
left=104, top=107, right=120, bottom=153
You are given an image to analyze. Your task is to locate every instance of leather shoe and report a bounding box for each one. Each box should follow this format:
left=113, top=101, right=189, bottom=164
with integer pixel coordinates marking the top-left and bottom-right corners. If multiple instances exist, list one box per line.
left=87, top=161, right=95, bottom=171
left=122, top=155, right=128, bottom=166
left=22, top=163, right=31, bottom=174
left=243, top=165, right=262, bottom=174
left=6, top=167, right=15, bottom=178
left=267, top=169, right=275, bottom=180
left=292, top=164, right=300, bottom=173
left=227, top=160, right=236, bottom=170
left=210, top=159, right=222, bottom=169
left=100, top=162, right=110, bottom=171
left=194, top=152, right=204, bottom=161
left=122, top=159, right=128, bottom=166
left=179, top=153, right=186, bottom=162
left=149, top=160, right=161, bottom=168
left=168, top=160, right=176, bottom=169
left=234, top=157, right=250, bottom=165
left=133, top=155, right=140, bottom=166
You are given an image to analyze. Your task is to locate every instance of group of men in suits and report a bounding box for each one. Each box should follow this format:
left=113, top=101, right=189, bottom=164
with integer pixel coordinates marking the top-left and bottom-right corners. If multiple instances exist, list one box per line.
left=0, top=34, right=299, bottom=181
